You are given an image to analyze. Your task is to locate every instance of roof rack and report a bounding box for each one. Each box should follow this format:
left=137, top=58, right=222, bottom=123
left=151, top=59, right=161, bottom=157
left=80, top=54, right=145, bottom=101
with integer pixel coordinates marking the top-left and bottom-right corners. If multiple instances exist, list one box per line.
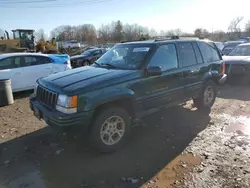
left=154, top=35, right=179, bottom=42
left=120, top=37, right=147, bottom=43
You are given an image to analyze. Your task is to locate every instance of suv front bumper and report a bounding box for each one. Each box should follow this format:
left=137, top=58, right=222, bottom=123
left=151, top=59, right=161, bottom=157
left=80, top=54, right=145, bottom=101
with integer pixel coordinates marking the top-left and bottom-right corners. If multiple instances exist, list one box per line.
left=29, top=94, right=93, bottom=129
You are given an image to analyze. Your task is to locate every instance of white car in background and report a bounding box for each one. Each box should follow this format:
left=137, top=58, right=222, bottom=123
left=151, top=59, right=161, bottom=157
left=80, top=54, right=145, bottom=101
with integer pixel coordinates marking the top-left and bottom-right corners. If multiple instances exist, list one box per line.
left=60, top=41, right=81, bottom=49
left=0, top=53, right=71, bottom=92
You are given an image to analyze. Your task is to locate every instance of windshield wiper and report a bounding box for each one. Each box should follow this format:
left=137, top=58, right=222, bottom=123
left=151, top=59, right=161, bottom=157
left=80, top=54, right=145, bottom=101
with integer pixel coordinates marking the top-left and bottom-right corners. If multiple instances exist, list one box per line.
left=100, top=63, right=118, bottom=69
left=93, top=61, right=101, bottom=66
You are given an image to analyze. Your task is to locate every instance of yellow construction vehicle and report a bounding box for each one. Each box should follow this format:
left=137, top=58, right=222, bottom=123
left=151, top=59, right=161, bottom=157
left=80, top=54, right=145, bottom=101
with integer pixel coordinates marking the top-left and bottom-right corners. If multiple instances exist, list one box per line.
left=35, top=38, right=58, bottom=54
left=0, top=29, right=35, bottom=53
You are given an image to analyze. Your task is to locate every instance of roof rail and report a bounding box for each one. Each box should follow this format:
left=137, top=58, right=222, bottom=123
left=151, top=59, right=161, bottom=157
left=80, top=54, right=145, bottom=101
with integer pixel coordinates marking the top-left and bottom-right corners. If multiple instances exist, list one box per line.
left=154, top=35, right=179, bottom=42
left=120, top=37, right=147, bottom=43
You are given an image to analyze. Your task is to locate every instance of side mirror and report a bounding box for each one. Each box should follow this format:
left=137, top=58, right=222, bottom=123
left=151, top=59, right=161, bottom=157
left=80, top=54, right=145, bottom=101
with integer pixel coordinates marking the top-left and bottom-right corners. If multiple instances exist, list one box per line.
left=146, top=66, right=162, bottom=76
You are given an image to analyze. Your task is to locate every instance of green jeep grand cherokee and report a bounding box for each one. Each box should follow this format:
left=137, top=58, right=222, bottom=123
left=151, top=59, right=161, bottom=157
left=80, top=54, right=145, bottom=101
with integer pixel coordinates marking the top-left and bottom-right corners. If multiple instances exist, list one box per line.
left=30, top=38, right=227, bottom=152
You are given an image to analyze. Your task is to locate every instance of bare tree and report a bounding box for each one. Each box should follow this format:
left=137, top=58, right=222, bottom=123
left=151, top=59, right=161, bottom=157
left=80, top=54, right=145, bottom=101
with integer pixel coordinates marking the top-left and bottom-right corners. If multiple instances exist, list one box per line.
left=210, top=30, right=227, bottom=41
left=228, top=16, right=244, bottom=32
left=123, top=24, right=134, bottom=41
left=98, top=24, right=112, bottom=42
left=173, top=28, right=182, bottom=36
left=51, top=24, right=97, bottom=44
left=194, top=28, right=209, bottom=37
left=228, top=16, right=244, bottom=39
left=113, top=20, right=123, bottom=41
left=149, top=28, right=157, bottom=37
left=34, top=29, right=47, bottom=42
left=245, top=20, right=250, bottom=35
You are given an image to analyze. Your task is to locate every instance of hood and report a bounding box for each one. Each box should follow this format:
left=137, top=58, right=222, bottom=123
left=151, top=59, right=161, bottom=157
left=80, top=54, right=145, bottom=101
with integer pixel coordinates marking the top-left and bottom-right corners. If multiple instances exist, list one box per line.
left=222, top=56, right=250, bottom=64
left=70, top=55, right=88, bottom=60
left=39, top=66, right=140, bottom=95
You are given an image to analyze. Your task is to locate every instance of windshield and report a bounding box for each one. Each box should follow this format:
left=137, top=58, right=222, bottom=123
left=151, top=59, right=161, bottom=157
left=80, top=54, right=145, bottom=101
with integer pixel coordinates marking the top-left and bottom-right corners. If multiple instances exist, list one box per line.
left=94, top=45, right=151, bottom=69
left=228, top=45, right=250, bottom=56
left=222, top=44, right=240, bottom=53
left=82, top=49, right=95, bottom=56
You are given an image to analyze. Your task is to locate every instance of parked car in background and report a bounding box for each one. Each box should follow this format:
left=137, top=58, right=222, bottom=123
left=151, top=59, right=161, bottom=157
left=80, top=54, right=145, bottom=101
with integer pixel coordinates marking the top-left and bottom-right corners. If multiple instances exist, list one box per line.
left=214, top=42, right=224, bottom=51
left=238, top=37, right=250, bottom=42
left=222, top=40, right=245, bottom=55
left=30, top=38, right=226, bottom=152
left=223, top=43, right=250, bottom=78
left=0, top=53, right=71, bottom=92
left=70, top=48, right=107, bottom=68
left=60, top=41, right=81, bottom=49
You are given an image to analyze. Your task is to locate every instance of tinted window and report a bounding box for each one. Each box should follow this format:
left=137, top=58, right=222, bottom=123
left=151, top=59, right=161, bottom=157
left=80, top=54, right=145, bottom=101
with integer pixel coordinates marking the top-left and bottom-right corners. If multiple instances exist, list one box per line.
left=93, top=50, right=102, bottom=55
left=149, top=44, right=178, bottom=71
left=198, top=42, right=221, bottom=63
left=192, top=42, right=203, bottom=64
left=228, top=45, right=250, bottom=56
left=0, top=57, right=21, bottom=70
left=24, top=56, right=51, bottom=66
left=24, top=56, right=37, bottom=66
left=36, top=56, right=51, bottom=64
left=177, top=43, right=197, bottom=67
left=96, top=45, right=150, bottom=69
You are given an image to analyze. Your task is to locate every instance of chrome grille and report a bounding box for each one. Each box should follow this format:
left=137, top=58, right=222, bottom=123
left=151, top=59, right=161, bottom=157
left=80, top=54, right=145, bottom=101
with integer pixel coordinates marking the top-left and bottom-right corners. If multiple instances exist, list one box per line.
left=36, top=85, right=58, bottom=108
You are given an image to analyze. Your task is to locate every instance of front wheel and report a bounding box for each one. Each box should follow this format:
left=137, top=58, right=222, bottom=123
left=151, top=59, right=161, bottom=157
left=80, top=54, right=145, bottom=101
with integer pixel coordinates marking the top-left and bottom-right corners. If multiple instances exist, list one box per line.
left=193, top=80, right=216, bottom=110
left=82, top=60, right=89, bottom=66
left=90, top=107, right=131, bottom=153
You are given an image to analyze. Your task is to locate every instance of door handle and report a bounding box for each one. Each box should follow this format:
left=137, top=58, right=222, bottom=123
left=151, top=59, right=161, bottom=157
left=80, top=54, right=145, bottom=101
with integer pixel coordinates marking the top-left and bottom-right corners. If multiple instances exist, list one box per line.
left=183, top=70, right=199, bottom=77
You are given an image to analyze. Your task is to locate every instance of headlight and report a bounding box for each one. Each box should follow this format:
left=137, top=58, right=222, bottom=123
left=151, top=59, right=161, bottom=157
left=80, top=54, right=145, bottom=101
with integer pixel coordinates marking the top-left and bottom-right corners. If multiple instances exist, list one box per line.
left=34, top=83, right=38, bottom=95
left=56, top=94, right=78, bottom=114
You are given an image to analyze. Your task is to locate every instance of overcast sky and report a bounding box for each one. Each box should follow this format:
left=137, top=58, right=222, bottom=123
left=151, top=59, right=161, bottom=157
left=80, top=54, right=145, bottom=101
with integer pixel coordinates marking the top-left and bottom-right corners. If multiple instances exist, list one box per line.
left=1, top=0, right=250, bottom=35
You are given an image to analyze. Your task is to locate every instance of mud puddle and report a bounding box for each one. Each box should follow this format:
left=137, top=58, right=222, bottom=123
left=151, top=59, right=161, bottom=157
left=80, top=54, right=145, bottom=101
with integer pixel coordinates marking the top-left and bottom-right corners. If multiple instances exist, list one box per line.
left=142, top=154, right=201, bottom=188
left=224, top=115, right=250, bottom=135
left=181, top=113, right=250, bottom=188
left=223, top=115, right=250, bottom=151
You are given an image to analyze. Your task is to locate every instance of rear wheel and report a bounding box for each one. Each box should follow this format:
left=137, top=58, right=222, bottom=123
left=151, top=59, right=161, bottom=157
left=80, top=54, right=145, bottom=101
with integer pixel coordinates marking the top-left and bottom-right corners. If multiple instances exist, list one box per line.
left=82, top=60, right=90, bottom=66
left=90, top=106, right=131, bottom=153
left=193, top=80, right=216, bottom=110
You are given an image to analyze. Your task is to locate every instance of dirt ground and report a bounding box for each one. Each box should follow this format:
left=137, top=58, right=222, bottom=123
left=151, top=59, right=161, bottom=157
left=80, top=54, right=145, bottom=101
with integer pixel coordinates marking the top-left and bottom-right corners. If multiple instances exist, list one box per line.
left=0, top=83, right=250, bottom=188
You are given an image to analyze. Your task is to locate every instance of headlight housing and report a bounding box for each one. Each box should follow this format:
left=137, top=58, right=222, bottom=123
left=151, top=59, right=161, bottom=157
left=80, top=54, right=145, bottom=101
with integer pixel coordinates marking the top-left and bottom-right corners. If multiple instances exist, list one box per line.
left=34, top=82, right=38, bottom=95
left=56, top=94, right=78, bottom=114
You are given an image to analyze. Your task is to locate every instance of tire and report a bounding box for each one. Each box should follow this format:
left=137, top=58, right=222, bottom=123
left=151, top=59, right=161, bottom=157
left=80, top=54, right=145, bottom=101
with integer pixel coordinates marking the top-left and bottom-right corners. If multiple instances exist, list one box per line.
left=193, top=80, right=216, bottom=110
left=82, top=60, right=89, bottom=66
left=90, top=106, right=131, bottom=153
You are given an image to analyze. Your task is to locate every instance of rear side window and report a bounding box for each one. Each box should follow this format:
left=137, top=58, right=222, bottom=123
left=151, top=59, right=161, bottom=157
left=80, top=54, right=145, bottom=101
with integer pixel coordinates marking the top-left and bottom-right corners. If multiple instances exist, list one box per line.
left=24, top=56, right=51, bottom=66
left=0, top=57, right=21, bottom=70
left=24, top=56, right=37, bottom=66
left=198, top=42, right=221, bottom=63
left=192, top=42, right=203, bottom=64
left=36, top=56, right=52, bottom=64
left=177, top=42, right=197, bottom=67
left=149, top=44, right=178, bottom=71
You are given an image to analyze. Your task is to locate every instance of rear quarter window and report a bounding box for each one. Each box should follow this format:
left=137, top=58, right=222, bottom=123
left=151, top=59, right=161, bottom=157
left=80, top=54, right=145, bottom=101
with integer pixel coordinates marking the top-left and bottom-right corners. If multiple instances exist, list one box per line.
left=192, top=42, right=203, bottom=64
left=177, top=42, right=197, bottom=67
left=198, top=42, right=221, bottom=63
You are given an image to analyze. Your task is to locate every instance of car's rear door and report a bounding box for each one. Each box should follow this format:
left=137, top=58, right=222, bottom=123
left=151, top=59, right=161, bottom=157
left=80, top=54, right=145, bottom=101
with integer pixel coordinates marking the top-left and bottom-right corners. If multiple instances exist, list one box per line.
left=0, top=56, right=24, bottom=92
left=176, top=42, right=205, bottom=98
left=138, top=43, right=185, bottom=111
left=22, top=55, right=53, bottom=89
